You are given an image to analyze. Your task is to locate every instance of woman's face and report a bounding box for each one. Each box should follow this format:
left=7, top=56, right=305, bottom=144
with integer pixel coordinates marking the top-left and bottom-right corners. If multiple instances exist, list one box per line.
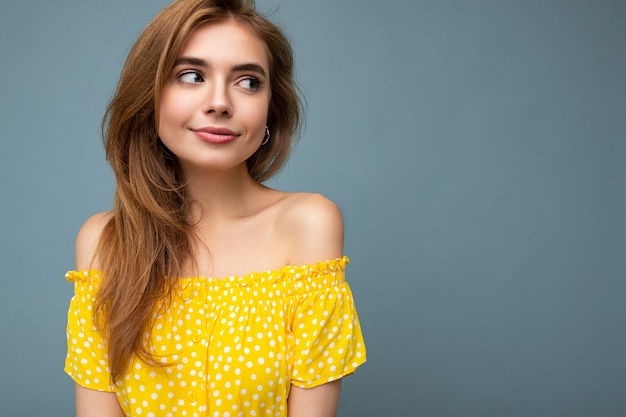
left=158, top=19, right=271, bottom=177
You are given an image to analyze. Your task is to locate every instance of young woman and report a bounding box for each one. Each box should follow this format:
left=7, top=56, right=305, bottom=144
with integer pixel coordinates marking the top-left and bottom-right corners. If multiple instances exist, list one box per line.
left=64, top=0, right=366, bottom=416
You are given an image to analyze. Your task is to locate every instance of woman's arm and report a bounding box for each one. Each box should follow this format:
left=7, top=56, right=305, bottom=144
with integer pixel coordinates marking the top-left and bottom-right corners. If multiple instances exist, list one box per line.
left=283, top=193, right=344, bottom=266
left=76, top=385, right=125, bottom=417
left=73, top=213, right=123, bottom=416
left=75, top=212, right=112, bottom=270
left=282, top=194, right=346, bottom=416
left=287, top=380, right=342, bottom=417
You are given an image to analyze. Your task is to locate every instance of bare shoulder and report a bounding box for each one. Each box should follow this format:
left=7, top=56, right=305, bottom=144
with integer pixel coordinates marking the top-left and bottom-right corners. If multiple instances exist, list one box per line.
left=276, top=193, right=344, bottom=265
left=75, top=211, right=113, bottom=270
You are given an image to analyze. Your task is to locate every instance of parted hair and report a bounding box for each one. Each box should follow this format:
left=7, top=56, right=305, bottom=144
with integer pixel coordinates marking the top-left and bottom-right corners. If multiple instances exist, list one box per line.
left=94, top=0, right=301, bottom=384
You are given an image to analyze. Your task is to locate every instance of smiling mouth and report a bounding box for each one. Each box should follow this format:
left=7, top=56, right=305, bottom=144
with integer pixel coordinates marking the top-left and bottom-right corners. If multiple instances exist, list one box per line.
left=192, top=127, right=240, bottom=144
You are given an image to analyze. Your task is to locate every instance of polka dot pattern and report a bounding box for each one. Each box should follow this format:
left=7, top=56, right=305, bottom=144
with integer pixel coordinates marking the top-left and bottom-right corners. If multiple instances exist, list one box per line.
left=65, top=256, right=366, bottom=416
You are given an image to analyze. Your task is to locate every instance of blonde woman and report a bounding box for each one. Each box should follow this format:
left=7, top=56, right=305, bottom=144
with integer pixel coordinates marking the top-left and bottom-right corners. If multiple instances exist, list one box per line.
left=64, top=0, right=366, bottom=416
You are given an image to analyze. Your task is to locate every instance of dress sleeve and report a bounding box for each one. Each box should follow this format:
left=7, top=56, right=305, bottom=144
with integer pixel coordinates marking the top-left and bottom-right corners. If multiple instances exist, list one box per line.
left=64, top=270, right=115, bottom=392
left=289, top=259, right=366, bottom=388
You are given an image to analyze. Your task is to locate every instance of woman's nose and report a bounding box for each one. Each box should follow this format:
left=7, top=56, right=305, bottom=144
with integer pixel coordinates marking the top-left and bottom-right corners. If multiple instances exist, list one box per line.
left=204, top=82, right=232, bottom=116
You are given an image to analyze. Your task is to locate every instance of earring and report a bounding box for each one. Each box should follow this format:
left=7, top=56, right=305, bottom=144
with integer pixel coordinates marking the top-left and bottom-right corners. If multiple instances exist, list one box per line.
left=261, top=126, right=270, bottom=145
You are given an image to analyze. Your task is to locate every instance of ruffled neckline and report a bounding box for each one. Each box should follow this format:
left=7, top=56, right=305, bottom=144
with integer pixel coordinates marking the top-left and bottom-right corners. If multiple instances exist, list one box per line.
left=66, top=256, right=349, bottom=284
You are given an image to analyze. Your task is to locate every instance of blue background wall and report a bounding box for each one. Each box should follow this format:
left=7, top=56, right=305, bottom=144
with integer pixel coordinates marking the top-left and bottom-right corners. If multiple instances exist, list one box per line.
left=0, top=0, right=624, bottom=415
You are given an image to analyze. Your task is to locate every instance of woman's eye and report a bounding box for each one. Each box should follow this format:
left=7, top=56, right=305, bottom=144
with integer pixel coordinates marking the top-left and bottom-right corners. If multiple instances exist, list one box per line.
left=177, top=70, right=204, bottom=84
left=239, top=77, right=262, bottom=91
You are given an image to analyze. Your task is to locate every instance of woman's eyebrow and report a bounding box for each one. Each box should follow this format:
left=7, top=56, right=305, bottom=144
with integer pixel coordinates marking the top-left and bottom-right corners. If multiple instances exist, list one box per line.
left=173, top=57, right=267, bottom=77
left=232, top=63, right=267, bottom=77
left=173, top=56, right=208, bottom=67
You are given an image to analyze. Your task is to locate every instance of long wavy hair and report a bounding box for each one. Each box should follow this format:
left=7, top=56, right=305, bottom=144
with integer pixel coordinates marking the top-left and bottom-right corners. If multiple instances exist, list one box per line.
left=94, top=0, right=301, bottom=384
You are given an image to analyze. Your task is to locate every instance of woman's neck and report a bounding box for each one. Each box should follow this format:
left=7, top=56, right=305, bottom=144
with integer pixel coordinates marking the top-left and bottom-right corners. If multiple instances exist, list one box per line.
left=182, top=163, right=270, bottom=225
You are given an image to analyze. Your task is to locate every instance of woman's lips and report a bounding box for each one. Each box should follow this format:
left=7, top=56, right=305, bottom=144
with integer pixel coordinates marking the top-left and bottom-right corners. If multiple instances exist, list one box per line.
left=192, top=127, right=240, bottom=144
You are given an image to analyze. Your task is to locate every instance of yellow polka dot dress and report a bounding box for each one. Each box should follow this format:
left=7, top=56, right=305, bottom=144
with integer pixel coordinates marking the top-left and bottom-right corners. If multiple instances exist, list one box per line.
left=65, top=257, right=366, bottom=416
